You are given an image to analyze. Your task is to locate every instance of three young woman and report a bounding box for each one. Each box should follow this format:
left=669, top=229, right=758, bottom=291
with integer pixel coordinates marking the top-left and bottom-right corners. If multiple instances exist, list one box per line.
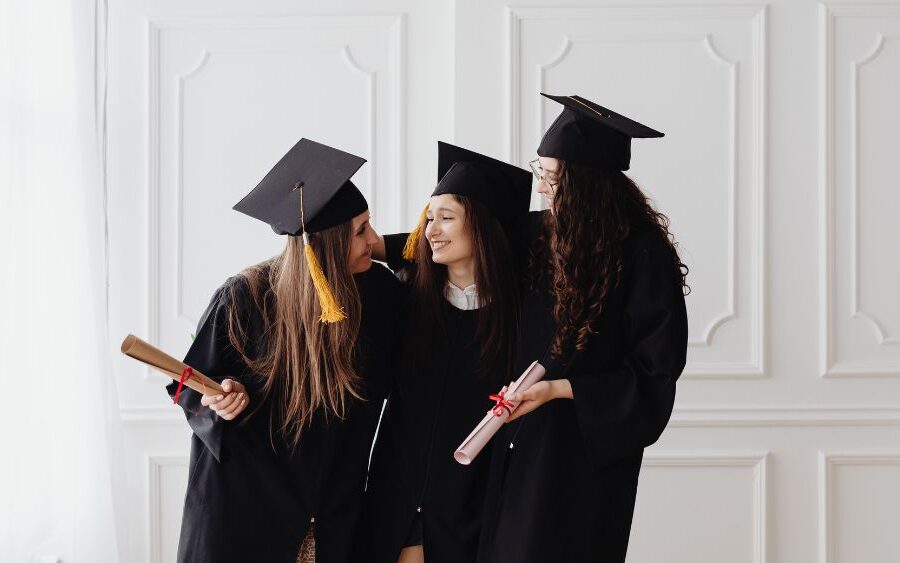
left=360, top=142, right=531, bottom=563
left=171, top=91, right=689, bottom=563
left=169, top=139, right=404, bottom=563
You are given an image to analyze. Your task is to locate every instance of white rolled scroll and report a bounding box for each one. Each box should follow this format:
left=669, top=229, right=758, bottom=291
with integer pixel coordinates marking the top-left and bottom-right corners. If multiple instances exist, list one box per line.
left=454, top=360, right=546, bottom=465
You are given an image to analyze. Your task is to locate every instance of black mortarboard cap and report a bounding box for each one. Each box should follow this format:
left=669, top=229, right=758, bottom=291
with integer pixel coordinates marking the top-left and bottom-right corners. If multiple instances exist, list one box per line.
left=432, top=141, right=531, bottom=228
left=401, top=142, right=532, bottom=261
left=233, top=138, right=368, bottom=235
left=537, top=93, right=663, bottom=171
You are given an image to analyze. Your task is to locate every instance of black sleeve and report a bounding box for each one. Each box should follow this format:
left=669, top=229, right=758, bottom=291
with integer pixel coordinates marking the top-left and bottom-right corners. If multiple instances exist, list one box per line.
left=567, top=235, right=688, bottom=468
left=356, top=263, right=408, bottom=399
left=165, top=277, right=251, bottom=462
left=382, top=232, right=413, bottom=274
left=360, top=262, right=408, bottom=311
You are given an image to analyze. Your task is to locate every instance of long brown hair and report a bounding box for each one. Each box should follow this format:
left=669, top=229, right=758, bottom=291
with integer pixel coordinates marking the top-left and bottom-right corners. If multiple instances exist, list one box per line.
left=533, top=161, right=690, bottom=357
left=226, top=222, right=363, bottom=447
left=406, top=195, right=518, bottom=380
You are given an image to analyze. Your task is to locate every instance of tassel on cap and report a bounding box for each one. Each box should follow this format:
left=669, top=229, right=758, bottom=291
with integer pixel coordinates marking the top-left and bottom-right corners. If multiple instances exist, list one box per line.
left=402, top=204, right=429, bottom=262
left=295, top=184, right=346, bottom=323
left=303, top=233, right=346, bottom=323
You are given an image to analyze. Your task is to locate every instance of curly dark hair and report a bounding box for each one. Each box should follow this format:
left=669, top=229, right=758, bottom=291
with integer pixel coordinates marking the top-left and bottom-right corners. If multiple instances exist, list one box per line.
left=532, top=161, right=690, bottom=357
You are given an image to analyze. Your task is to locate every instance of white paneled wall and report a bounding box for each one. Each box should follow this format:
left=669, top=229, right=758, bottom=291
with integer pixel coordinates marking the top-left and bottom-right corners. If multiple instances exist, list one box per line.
left=107, top=1, right=900, bottom=561
left=820, top=4, right=900, bottom=378
left=820, top=452, right=900, bottom=563
left=631, top=452, right=768, bottom=563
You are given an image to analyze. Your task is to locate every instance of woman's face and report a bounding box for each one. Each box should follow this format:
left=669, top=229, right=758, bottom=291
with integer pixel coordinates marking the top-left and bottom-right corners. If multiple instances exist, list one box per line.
left=425, top=194, right=473, bottom=267
left=348, top=210, right=379, bottom=274
left=536, top=156, right=561, bottom=212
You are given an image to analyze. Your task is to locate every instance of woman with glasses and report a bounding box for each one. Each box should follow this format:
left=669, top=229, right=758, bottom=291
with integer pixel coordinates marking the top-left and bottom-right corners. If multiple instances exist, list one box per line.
left=476, top=94, right=690, bottom=563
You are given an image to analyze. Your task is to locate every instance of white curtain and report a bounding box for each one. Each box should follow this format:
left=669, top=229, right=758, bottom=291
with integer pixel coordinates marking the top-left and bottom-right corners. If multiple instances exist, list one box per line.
left=0, top=0, right=123, bottom=562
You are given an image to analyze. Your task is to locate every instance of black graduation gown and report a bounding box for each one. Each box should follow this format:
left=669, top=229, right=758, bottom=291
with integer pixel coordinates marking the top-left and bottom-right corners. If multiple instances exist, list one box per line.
left=359, top=235, right=505, bottom=563
left=476, top=211, right=689, bottom=563
left=166, top=262, right=404, bottom=563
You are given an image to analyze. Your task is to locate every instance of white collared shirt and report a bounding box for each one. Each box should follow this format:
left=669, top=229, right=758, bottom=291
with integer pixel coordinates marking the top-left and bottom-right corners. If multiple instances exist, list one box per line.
left=445, top=281, right=481, bottom=310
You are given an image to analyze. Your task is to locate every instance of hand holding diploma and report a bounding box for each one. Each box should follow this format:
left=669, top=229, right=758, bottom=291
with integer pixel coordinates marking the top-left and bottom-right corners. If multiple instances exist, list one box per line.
left=201, top=378, right=249, bottom=421
left=505, top=379, right=573, bottom=422
left=121, top=334, right=250, bottom=420
left=454, top=361, right=546, bottom=465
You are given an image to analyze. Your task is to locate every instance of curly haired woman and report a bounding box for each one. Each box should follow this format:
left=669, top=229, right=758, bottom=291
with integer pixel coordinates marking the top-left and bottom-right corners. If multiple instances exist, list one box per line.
left=476, top=94, right=690, bottom=563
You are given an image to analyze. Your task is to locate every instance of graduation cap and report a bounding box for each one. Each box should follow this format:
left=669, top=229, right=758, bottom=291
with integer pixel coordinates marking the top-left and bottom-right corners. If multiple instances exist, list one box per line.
left=233, top=138, right=368, bottom=322
left=402, top=141, right=532, bottom=261
left=537, top=93, right=664, bottom=171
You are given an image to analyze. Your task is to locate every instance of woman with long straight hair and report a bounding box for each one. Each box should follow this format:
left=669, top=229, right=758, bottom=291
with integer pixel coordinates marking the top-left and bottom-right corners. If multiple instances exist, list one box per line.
left=476, top=94, right=690, bottom=563
left=168, top=139, right=404, bottom=563
left=360, top=142, right=532, bottom=563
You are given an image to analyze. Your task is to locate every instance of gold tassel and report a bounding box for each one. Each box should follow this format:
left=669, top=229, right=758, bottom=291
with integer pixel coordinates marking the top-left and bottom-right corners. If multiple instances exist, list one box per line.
left=402, top=204, right=429, bottom=261
left=294, top=183, right=345, bottom=323
left=304, top=233, right=346, bottom=323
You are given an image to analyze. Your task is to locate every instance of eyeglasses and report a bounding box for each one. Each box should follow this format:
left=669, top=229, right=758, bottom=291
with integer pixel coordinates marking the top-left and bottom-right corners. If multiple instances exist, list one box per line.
left=529, top=158, right=558, bottom=190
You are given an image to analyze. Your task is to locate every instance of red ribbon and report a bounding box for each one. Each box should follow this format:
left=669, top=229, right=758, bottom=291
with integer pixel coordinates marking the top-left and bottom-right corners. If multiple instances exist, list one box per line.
left=173, top=367, right=193, bottom=404
left=489, top=390, right=515, bottom=417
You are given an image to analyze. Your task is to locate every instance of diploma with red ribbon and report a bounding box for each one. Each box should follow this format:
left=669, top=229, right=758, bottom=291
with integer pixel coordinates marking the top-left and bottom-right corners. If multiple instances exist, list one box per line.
left=120, top=334, right=224, bottom=400
left=454, top=360, right=546, bottom=465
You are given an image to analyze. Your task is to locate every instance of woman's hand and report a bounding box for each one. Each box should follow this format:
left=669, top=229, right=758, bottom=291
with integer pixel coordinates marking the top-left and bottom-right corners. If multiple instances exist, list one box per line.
left=506, top=379, right=573, bottom=422
left=201, top=379, right=249, bottom=421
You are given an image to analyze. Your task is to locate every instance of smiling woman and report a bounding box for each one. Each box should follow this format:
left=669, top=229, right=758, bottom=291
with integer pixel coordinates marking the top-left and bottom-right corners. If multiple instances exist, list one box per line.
left=425, top=194, right=475, bottom=286
left=359, top=142, right=532, bottom=563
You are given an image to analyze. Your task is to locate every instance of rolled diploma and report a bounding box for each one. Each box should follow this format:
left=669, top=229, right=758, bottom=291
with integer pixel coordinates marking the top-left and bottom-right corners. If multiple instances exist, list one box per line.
left=120, top=333, right=224, bottom=396
left=454, top=361, right=546, bottom=465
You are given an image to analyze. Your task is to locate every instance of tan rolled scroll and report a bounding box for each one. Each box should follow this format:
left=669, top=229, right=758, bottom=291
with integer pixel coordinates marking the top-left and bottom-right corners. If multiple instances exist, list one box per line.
left=120, top=334, right=224, bottom=396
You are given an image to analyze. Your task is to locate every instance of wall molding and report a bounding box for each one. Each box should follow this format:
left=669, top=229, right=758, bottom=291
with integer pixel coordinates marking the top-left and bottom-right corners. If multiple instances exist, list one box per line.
left=849, top=32, right=900, bottom=345
left=819, top=4, right=900, bottom=377
left=668, top=405, right=900, bottom=427
left=174, top=49, right=211, bottom=330
left=643, top=450, right=769, bottom=563
left=147, top=454, right=189, bottom=563
left=817, top=449, right=900, bottom=563
left=146, top=18, right=162, bottom=378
